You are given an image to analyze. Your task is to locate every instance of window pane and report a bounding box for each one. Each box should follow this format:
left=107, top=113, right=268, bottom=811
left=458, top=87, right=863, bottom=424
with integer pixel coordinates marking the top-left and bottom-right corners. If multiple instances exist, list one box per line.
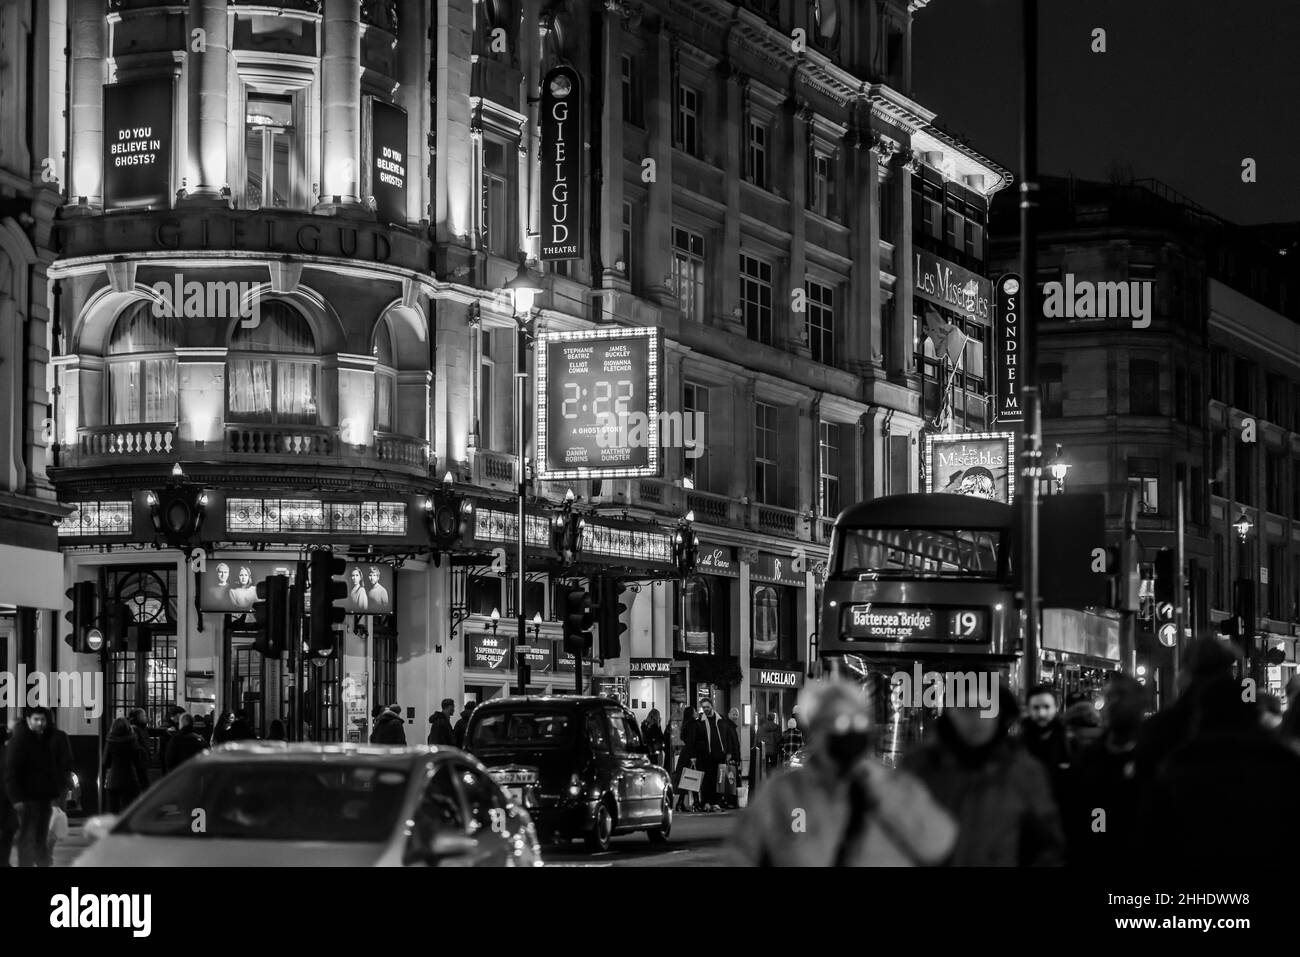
left=376, top=371, right=394, bottom=432
left=277, top=360, right=318, bottom=424
left=231, top=303, right=315, bottom=353
left=109, top=304, right=177, bottom=355
left=142, top=358, right=178, bottom=422
left=228, top=359, right=274, bottom=421
left=752, top=586, right=780, bottom=658
left=110, top=363, right=140, bottom=424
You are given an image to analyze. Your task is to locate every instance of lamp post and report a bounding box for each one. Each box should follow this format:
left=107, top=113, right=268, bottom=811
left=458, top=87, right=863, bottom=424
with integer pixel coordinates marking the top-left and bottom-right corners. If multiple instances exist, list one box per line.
left=1049, top=444, right=1070, bottom=494
left=1233, top=510, right=1259, bottom=688
left=505, top=255, right=543, bottom=695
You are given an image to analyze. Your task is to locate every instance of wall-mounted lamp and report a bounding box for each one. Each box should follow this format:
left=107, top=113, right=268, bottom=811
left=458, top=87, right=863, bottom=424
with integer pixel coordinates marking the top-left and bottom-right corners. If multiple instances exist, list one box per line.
left=485, top=607, right=501, bottom=635
left=529, top=612, right=543, bottom=641
left=1235, top=511, right=1253, bottom=542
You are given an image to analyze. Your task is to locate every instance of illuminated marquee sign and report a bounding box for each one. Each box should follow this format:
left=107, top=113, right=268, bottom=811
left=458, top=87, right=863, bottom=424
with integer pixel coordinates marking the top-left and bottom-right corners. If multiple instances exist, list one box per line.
left=103, top=80, right=173, bottom=208
left=629, top=658, right=673, bottom=677
left=540, top=65, right=583, bottom=261
left=199, top=560, right=300, bottom=613
left=536, top=327, right=661, bottom=480
left=924, top=432, right=1015, bottom=505
left=473, top=507, right=674, bottom=564
left=370, top=99, right=408, bottom=225
left=841, top=604, right=989, bottom=643
left=467, top=633, right=510, bottom=672
left=995, top=273, right=1023, bottom=423
left=755, top=669, right=801, bottom=688
left=914, top=250, right=992, bottom=322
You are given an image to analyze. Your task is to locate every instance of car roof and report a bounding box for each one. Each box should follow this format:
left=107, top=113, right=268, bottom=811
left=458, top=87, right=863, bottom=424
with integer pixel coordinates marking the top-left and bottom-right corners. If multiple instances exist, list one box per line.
left=199, top=743, right=462, bottom=766
left=473, top=695, right=622, bottom=712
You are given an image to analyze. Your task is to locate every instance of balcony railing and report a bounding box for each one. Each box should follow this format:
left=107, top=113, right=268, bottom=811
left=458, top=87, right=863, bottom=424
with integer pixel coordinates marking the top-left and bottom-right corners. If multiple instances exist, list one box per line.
left=78, top=424, right=175, bottom=458
left=375, top=433, right=431, bottom=470
left=755, top=504, right=800, bottom=538
left=687, top=490, right=732, bottom=526
left=227, top=425, right=334, bottom=457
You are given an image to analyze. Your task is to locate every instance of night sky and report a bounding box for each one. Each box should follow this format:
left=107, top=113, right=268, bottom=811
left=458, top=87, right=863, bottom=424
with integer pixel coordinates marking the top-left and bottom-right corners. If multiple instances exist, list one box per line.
left=912, top=0, right=1300, bottom=226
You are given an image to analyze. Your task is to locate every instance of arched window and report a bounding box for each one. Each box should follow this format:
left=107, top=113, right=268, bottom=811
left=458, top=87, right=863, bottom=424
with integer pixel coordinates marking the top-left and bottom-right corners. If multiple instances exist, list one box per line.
left=373, top=320, right=396, bottom=432
left=683, top=578, right=711, bottom=654
left=107, top=303, right=178, bottom=424
left=226, top=302, right=318, bottom=424
left=752, top=585, right=781, bottom=659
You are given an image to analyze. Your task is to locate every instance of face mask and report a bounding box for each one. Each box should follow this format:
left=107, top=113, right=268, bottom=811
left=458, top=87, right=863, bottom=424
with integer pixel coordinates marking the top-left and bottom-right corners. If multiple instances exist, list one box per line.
left=825, top=730, right=871, bottom=770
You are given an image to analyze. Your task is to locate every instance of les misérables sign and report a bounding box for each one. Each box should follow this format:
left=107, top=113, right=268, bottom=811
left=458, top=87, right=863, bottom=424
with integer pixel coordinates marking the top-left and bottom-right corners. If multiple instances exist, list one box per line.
left=540, top=66, right=582, bottom=261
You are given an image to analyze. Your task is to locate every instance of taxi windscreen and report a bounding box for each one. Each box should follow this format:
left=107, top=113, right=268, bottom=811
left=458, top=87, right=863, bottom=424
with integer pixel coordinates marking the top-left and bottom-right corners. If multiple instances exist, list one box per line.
left=114, top=761, right=410, bottom=842
left=833, top=526, right=1004, bottom=581
left=467, top=709, right=576, bottom=750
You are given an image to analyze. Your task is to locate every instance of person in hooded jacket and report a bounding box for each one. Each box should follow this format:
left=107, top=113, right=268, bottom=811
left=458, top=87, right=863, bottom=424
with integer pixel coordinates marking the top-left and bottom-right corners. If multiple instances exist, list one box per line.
left=371, top=703, right=407, bottom=745
left=428, top=699, right=457, bottom=746
left=453, top=702, right=477, bottom=749
left=4, top=708, right=74, bottom=866
left=1140, top=673, right=1300, bottom=866
left=730, top=679, right=956, bottom=866
left=902, top=683, right=1065, bottom=866
left=102, top=717, right=149, bottom=814
left=164, top=713, right=208, bottom=772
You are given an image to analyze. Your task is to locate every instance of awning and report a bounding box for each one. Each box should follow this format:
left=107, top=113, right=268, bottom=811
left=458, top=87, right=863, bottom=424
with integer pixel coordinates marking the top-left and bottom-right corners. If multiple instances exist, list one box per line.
left=0, top=544, right=65, bottom=610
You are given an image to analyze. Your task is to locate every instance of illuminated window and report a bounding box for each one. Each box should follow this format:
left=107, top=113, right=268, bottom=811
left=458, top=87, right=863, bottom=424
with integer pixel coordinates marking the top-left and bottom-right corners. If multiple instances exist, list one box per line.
left=755, top=401, right=778, bottom=504
left=482, top=138, right=515, bottom=257
left=107, top=303, right=177, bottom=425
left=244, top=93, right=297, bottom=209
left=683, top=382, right=710, bottom=491
left=819, top=422, right=840, bottom=516
left=373, top=321, right=396, bottom=433
left=226, top=302, right=318, bottom=425
left=810, top=147, right=834, bottom=218
left=672, top=227, right=705, bottom=321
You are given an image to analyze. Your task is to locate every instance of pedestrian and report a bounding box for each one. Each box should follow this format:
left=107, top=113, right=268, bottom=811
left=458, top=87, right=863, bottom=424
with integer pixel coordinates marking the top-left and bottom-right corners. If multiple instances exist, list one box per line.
left=690, top=698, right=730, bottom=812
left=756, top=711, right=782, bottom=774
left=1140, top=673, right=1300, bottom=866
left=779, top=717, right=804, bottom=766
left=102, top=717, right=149, bottom=814
left=730, top=679, right=956, bottom=866
left=3, top=707, right=74, bottom=867
left=128, top=708, right=152, bottom=782
left=370, top=703, right=407, bottom=745
left=640, top=709, right=666, bottom=766
left=266, top=719, right=287, bottom=741
left=1062, top=700, right=1104, bottom=762
left=1133, top=636, right=1240, bottom=787
left=1019, top=683, right=1070, bottom=806
left=1063, top=675, right=1146, bottom=867
left=211, top=711, right=234, bottom=745
left=673, top=705, right=698, bottom=812
left=428, top=699, right=457, bottom=746
left=902, top=683, right=1065, bottom=866
left=0, top=722, right=17, bottom=866
left=226, top=709, right=256, bottom=741
left=158, top=706, right=185, bottom=775
left=164, top=713, right=207, bottom=771
left=453, top=701, right=477, bottom=749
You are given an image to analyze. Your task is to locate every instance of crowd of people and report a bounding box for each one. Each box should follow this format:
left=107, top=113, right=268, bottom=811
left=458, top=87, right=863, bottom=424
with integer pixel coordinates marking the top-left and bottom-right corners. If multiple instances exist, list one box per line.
left=730, top=637, right=1300, bottom=867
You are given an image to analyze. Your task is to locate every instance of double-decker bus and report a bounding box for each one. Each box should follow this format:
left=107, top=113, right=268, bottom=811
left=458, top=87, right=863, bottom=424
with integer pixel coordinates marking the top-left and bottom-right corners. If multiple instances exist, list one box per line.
left=819, top=493, right=1021, bottom=764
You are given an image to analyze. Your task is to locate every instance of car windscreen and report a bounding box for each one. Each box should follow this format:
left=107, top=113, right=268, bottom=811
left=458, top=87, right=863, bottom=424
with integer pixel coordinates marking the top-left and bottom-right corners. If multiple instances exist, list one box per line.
left=467, top=709, right=575, bottom=750
left=833, top=526, right=1003, bottom=581
left=114, top=761, right=410, bottom=842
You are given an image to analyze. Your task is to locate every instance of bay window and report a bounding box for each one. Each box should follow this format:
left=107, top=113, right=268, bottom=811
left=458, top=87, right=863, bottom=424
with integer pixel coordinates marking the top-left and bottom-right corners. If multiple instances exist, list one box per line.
left=226, top=302, right=318, bottom=425
left=107, top=303, right=178, bottom=425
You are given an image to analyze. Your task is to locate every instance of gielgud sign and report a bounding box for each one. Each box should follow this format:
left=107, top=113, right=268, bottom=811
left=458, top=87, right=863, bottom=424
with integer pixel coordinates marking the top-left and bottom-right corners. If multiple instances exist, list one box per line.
left=103, top=80, right=173, bottom=208
left=540, top=66, right=583, bottom=261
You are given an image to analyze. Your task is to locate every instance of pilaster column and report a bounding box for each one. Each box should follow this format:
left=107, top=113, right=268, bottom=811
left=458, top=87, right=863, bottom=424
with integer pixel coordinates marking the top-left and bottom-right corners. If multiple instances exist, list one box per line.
left=185, top=0, right=229, bottom=201
left=320, top=0, right=362, bottom=206
left=644, top=27, right=675, bottom=306
left=889, top=150, right=920, bottom=382
left=69, top=0, right=107, bottom=206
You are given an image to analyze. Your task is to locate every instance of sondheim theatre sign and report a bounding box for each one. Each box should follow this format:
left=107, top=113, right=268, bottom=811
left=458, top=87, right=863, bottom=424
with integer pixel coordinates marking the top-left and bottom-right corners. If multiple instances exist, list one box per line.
left=540, top=66, right=583, bottom=261
left=994, top=274, right=1023, bottom=424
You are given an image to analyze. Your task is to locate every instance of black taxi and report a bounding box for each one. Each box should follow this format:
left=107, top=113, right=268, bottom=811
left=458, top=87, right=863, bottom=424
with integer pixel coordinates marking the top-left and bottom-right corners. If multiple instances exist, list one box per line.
left=463, top=696, right=673, bottom=852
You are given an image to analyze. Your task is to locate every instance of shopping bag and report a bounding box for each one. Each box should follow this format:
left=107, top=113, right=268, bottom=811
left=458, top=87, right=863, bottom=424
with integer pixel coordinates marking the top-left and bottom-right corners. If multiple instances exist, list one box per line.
left=49, top=805, right=69, bottom=842
left=717, top=763, right=738, bottom=793
left=678, top=767, right=703, bottom=793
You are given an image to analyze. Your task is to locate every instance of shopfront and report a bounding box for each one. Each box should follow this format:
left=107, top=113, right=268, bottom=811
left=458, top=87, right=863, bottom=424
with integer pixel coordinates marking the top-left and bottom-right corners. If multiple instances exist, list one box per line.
left=628, top=658, right=673, bottom=726
left=751, top=666, right=803, bottom=748
left=749, top=550, right=808, bottom=708
left=1041, top=608, right=1122, bottom=704
left=674, top=543, right=739, bottom=736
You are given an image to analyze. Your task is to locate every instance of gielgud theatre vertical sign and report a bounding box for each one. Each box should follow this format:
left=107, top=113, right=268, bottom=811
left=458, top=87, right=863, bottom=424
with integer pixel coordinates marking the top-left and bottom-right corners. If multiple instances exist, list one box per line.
left=103, top=80, right=173, bottom=208
left=540, top=65, right=582, bottom=261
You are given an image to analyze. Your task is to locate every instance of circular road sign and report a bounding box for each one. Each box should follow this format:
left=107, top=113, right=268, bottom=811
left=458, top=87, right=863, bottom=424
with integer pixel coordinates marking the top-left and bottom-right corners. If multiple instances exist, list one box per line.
left=1158, top=623, right=1178, bottom=648
left=1156, top=601, right=1174, bottom=621
left=86, top=628, right=104, bottom=652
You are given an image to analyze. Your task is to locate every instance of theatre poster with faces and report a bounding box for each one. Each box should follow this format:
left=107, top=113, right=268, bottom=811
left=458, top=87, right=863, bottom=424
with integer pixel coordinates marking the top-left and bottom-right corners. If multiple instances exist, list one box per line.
left=924, top=433, right=1016, bottom=504
left=198, top=560, right=395, bottom=615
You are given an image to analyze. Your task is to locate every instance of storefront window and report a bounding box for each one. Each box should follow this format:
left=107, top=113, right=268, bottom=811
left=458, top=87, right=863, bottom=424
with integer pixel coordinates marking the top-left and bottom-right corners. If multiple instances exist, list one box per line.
left=752, top=584, right=795, bottom=660
left=683, top=578, right=711, bottom=654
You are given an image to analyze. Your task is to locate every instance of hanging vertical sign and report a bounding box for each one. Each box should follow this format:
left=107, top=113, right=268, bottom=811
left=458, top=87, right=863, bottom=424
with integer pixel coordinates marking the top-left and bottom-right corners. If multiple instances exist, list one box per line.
left=102, top=80, right=174, bottom=208
left=540, top=65, right=583, bottom=261
left=370, top=99, right=408, bottom=225
left=995, top=273, right=1023, bottom=424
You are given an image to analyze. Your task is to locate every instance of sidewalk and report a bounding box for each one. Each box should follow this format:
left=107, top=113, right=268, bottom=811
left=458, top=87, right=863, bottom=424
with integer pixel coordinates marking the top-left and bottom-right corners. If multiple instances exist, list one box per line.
left=4, top=821, right=89, bottom=867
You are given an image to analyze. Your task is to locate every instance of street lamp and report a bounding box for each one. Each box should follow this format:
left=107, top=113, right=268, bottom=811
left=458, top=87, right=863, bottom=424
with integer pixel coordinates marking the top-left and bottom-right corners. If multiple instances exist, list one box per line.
left=1048, top=444, right=1070, bottom=494
left=506, top=254, right=543, bottom=695
left=529, top=612, right=543, bottom=641
left=1234, top=510, right=1253, bottom=542
left=485, top=607, right=500, bottom=636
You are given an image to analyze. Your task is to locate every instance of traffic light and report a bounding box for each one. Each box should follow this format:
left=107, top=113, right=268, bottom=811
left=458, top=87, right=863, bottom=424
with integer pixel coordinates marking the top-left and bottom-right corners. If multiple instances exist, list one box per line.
left=309, top=551, right=347, bottom=656
left=424, top=479, right=475, bottom=565
left=252, top=575, right=289, bottom=658
left=595, top=576, right=629, bottom=662
left=1153, top=548, right=1177, bottom=647
left=562, top=586, right=592, bottom=657
left=1105, top=540, right=1140, bottom=611
left=63, top=581, right=99, bottom=654
left=104, top=599, right=130, bottom=652
left=146, top=477, right=207, bottom=551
